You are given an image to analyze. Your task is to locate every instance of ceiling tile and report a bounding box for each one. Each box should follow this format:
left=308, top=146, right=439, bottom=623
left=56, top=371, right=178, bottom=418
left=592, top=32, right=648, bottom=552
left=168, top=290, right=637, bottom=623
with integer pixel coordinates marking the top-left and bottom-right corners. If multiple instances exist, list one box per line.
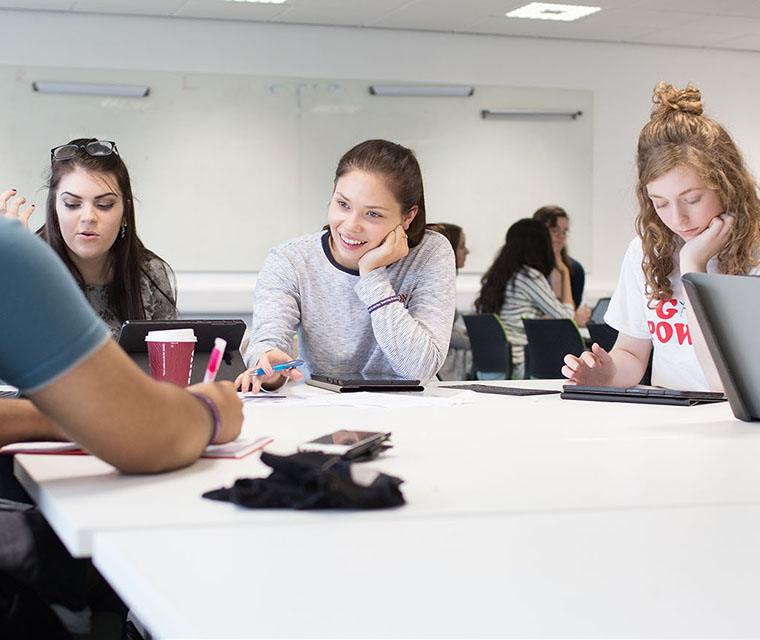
left=174, top=0, right=290, bottom=21
left=633, top=15, right=760, bottom=47
left=0, top=0, right=75, bottom=9
left=269, top=0, right=412, bottom=27
left=71, top=0, right=186, bottom=15
left=370, top=0, right=518, bottom=32
left=462, top=7, right=700, bottom=41
left=632, top=0, right=760, bottom=19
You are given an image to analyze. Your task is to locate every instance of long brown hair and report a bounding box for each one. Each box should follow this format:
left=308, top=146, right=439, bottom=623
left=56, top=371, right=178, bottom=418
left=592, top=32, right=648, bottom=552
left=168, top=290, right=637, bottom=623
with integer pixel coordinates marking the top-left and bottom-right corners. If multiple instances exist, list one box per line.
left=39, top=138, right=176, bottom=322
left=334, top=139, right=427, bottom=247
left=532, top=205, right=573, bottom=274
left=636, top=83, right=760, bottom=304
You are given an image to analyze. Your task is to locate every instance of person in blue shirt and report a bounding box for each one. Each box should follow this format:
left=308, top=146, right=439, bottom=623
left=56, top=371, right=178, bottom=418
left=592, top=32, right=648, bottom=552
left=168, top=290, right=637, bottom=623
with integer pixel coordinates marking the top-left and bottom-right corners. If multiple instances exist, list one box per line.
left=0, top=213, right=243, bottom=635
left=0, top=214, right=243, bottom=467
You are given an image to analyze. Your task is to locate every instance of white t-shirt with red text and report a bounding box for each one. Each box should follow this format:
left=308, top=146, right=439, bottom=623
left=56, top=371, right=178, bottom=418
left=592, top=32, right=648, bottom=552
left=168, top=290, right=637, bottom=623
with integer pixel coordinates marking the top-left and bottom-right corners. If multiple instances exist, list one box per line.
left=605, top=237, right=760, bottom=391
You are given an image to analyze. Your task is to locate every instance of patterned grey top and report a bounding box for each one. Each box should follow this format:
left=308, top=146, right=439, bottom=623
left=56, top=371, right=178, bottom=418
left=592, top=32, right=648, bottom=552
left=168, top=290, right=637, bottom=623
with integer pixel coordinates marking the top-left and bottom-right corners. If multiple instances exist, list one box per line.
left=245, top=230, right=456, bottom=383
left=84, top=255, right=177, bottom=338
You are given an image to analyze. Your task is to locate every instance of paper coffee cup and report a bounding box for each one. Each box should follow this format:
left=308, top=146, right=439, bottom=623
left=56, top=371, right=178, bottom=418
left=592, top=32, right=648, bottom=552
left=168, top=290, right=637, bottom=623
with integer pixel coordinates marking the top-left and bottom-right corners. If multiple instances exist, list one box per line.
left=145, top=329, right=197, bottom=386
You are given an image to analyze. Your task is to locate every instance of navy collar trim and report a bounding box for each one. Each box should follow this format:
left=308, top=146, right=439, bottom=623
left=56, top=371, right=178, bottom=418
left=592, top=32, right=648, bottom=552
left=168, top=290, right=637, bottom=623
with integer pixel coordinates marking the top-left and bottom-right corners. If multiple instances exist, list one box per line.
left=321, top=230, right=360, bottom=276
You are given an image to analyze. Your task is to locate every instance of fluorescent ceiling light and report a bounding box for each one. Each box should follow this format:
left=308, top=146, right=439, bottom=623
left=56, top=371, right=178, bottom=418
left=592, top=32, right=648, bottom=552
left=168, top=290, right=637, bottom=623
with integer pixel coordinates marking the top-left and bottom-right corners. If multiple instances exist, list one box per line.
left=223, top=0, right=287, bottom=4
left=482, top=109, right=583, bottom=119
left=33, top=81, right=149, bottom=97
left=506, top=2, right=601, bottom=21
left=370, top=85, right=473, bottom=97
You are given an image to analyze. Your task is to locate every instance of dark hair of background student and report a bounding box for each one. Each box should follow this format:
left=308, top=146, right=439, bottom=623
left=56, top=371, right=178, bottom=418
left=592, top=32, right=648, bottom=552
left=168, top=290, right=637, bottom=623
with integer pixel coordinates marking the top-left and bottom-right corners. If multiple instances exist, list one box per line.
left=425, top=222, right=462, bottom=256
left=334, top=139, right=427, bottom=247
left=39, top=138, right=176, bottom=323
left=474, top=218, right=554, bottom=313
left=532, top=205, right=574, bottom=274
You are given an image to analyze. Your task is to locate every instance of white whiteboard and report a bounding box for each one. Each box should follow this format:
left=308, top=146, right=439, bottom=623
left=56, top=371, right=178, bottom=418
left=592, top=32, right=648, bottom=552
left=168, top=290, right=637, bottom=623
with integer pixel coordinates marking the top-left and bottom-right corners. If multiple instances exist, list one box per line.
left=1, top=65, right=592, bottom=273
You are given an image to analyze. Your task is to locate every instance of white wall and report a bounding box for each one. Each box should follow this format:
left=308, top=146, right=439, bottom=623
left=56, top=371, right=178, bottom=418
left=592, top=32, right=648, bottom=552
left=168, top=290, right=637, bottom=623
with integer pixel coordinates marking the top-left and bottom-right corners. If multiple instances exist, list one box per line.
left=2, top=8, right=758, bottom=308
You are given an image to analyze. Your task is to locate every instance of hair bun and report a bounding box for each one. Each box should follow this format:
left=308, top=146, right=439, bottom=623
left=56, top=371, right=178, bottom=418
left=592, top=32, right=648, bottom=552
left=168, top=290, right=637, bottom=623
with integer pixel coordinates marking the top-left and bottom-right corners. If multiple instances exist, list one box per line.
left=651, top=81, right=703, bottom=118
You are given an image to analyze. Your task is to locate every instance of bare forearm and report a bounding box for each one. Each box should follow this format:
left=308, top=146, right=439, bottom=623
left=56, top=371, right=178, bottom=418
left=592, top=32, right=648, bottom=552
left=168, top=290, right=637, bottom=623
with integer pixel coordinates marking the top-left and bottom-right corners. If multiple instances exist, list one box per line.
left=607, top=348, right=649, bottom=387
left=0, top=398, right=67, bottom=447
left=29, top=342, right=234, bottom=474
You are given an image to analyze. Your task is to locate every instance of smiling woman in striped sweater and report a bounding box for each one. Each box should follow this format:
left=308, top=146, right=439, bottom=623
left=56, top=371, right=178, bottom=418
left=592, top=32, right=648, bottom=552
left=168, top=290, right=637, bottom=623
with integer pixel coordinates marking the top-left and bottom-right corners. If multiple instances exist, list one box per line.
left=237, top=139, right=456, bottom=393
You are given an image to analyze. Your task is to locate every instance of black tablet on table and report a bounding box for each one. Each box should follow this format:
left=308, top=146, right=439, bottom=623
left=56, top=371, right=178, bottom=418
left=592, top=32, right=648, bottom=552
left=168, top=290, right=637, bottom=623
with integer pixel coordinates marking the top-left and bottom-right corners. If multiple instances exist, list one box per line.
left=560, top=384, right=725, bottom=406
left=306, top=373, right=423, bottom=393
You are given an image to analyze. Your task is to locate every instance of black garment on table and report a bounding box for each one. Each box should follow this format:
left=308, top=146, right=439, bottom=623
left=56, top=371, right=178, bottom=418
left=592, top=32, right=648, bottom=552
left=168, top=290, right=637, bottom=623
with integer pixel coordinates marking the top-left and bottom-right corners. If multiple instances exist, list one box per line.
left=203, top=451, right=405, bottom=509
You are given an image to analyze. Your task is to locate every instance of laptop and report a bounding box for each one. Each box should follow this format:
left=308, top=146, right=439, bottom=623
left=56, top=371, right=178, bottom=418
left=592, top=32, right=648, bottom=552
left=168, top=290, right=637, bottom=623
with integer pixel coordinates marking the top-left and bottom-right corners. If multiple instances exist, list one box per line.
left=306, top=373, right=424, bottom=393
left=682, top=272, right=760, bottom=421
left=560, top=384, right=725, bottom=407
left=117, top=319, right=247, bottom=384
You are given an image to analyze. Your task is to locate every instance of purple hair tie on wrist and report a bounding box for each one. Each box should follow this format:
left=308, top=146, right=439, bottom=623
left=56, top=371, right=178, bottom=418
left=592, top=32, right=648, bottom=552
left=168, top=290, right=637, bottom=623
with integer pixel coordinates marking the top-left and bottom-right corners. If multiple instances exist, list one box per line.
left=190, top=392, right=221, bottom=445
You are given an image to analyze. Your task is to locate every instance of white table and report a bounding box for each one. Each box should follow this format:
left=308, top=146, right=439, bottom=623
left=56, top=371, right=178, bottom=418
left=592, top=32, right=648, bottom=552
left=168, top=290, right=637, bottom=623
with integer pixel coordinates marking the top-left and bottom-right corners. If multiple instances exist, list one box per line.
left=14, top=382, right=760, bottom=558
left=14, top=381, right=760, bottom=637
left=92, top=504, right=760, bottom=638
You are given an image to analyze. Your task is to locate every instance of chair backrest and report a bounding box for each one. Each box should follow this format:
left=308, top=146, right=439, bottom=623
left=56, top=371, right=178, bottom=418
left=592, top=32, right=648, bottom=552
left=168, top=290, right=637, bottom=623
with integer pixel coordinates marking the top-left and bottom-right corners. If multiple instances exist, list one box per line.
left=462, top=314, right=512, bottom=379
left=522, top=318, right=585, bottom=379
left=590, top=297, right=611, bottom=324
left=586, top=322, right=618, bottom=352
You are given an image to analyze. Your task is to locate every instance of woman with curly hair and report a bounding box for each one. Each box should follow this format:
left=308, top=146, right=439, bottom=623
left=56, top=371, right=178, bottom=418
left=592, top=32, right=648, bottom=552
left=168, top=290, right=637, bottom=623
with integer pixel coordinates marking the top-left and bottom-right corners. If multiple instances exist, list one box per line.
left=563, top=82, right=760, bottom=391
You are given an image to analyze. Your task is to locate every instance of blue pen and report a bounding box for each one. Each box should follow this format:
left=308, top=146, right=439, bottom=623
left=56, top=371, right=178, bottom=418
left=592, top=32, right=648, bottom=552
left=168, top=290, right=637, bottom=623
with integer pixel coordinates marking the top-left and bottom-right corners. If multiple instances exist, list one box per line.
left=250, top=359, right=304, bottom=376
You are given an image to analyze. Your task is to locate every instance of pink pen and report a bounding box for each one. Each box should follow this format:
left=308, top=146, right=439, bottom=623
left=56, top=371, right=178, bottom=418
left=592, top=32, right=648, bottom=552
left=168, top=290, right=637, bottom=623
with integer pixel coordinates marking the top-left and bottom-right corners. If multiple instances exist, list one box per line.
left=203, top=337, right=227, bottom=383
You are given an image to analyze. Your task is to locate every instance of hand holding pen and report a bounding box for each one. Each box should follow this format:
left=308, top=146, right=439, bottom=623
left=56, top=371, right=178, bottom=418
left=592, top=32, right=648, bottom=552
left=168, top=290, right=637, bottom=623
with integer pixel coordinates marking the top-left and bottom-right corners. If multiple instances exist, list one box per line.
left=234, top=349, right=305, bottom=394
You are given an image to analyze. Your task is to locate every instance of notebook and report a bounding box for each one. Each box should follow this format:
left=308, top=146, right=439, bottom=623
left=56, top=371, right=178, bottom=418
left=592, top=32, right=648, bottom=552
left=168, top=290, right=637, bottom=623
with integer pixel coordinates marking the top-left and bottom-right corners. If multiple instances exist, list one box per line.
left=117, top=319, right=247, bottom=384
left=306, top=373, right=424, bottom=393
left=682, top=272, right=760, bottom=421
left=560, top=384, right=725, bottom=406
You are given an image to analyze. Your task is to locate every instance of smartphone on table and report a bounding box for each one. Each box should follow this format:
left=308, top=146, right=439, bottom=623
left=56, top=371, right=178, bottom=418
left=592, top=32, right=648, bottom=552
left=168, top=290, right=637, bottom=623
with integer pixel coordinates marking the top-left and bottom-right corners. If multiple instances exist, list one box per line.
left=298, top=430, right=391, bottom=459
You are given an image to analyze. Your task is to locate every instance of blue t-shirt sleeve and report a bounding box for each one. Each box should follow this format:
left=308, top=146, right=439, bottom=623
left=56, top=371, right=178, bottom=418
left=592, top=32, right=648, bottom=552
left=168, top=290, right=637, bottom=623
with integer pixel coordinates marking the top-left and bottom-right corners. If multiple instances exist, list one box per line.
left=0, top=218, right=109, bottom=393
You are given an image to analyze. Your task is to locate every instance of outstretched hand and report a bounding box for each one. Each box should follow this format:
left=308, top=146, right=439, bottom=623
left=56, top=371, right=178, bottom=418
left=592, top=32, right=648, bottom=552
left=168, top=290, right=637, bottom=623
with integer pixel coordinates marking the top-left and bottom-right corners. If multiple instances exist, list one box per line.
left=562, top=342, right=616, bottom=386
left=679, top=213, right=735, bottom=274
left=234, top=349, right=304, bottom=394
left=0, top=189, right=35, bottom=229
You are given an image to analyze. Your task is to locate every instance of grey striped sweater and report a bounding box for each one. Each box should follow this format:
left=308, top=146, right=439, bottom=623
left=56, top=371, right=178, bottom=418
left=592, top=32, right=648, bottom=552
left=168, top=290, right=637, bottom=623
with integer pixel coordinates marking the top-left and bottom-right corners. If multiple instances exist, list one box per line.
left=245, top=230, right=456, bottom=383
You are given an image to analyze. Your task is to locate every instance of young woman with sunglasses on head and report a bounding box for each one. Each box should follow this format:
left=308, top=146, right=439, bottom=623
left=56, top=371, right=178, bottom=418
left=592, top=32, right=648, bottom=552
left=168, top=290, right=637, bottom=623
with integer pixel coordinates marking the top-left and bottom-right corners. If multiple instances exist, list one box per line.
left=1, top=138, right=177, bottom=337
left=236, top=139, right=456, bottom=393
left=563, top=82, right=760, bottom=391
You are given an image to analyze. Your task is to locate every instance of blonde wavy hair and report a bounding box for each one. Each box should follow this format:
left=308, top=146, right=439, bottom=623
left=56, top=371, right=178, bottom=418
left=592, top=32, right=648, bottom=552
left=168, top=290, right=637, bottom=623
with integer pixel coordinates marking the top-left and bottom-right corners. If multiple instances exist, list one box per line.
left=636, top=82, right=760, bottom=304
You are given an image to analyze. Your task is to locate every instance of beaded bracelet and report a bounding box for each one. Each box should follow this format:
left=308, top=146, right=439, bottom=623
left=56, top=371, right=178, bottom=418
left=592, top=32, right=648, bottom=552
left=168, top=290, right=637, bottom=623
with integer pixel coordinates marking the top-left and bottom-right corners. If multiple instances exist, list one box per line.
left=190, top=392, right=221, bottom=445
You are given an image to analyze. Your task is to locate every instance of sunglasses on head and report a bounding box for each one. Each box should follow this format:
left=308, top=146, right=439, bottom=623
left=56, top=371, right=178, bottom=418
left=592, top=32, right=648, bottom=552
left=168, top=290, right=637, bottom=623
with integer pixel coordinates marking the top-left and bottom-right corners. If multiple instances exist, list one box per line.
left=51, top=140, right=119, bottom=162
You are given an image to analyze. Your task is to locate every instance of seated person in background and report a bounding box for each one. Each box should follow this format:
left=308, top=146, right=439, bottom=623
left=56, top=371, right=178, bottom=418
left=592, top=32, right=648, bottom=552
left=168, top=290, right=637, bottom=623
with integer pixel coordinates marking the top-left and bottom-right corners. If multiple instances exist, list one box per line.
left=0, top=213, right=242, bottom=634
left=426, top=222, right=472, bottom=380
left=1, top=138, right=177, bottom=338
left=237, top=139, right=456, bottom=393
left=475, top=219, right=587, bottom=379
left=533, top=205, right=587, bottom=310
left=563, top=82, right=760, bottom=391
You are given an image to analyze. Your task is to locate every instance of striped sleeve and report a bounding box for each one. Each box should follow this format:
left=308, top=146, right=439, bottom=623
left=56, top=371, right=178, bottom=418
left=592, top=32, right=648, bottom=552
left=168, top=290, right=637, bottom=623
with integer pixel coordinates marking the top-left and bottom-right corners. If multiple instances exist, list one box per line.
left=515, top=269, right=574, bottom=319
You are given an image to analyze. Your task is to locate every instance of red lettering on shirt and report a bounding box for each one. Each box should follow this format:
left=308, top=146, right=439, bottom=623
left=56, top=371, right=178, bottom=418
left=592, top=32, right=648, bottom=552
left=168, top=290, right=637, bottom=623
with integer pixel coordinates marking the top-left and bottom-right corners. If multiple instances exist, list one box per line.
left=656, top=299, right=678, bottom=320
left=655, top=322, right=673, bottom=343
left=647, top=320, right=655, bottom=334
left=675, top=323, right=692, bottom=346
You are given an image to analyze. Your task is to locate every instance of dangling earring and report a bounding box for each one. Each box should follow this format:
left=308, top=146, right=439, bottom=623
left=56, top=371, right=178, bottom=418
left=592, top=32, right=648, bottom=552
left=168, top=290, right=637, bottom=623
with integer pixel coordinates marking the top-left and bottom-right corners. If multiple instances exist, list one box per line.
left=120, top=223, right=126, bottom=239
